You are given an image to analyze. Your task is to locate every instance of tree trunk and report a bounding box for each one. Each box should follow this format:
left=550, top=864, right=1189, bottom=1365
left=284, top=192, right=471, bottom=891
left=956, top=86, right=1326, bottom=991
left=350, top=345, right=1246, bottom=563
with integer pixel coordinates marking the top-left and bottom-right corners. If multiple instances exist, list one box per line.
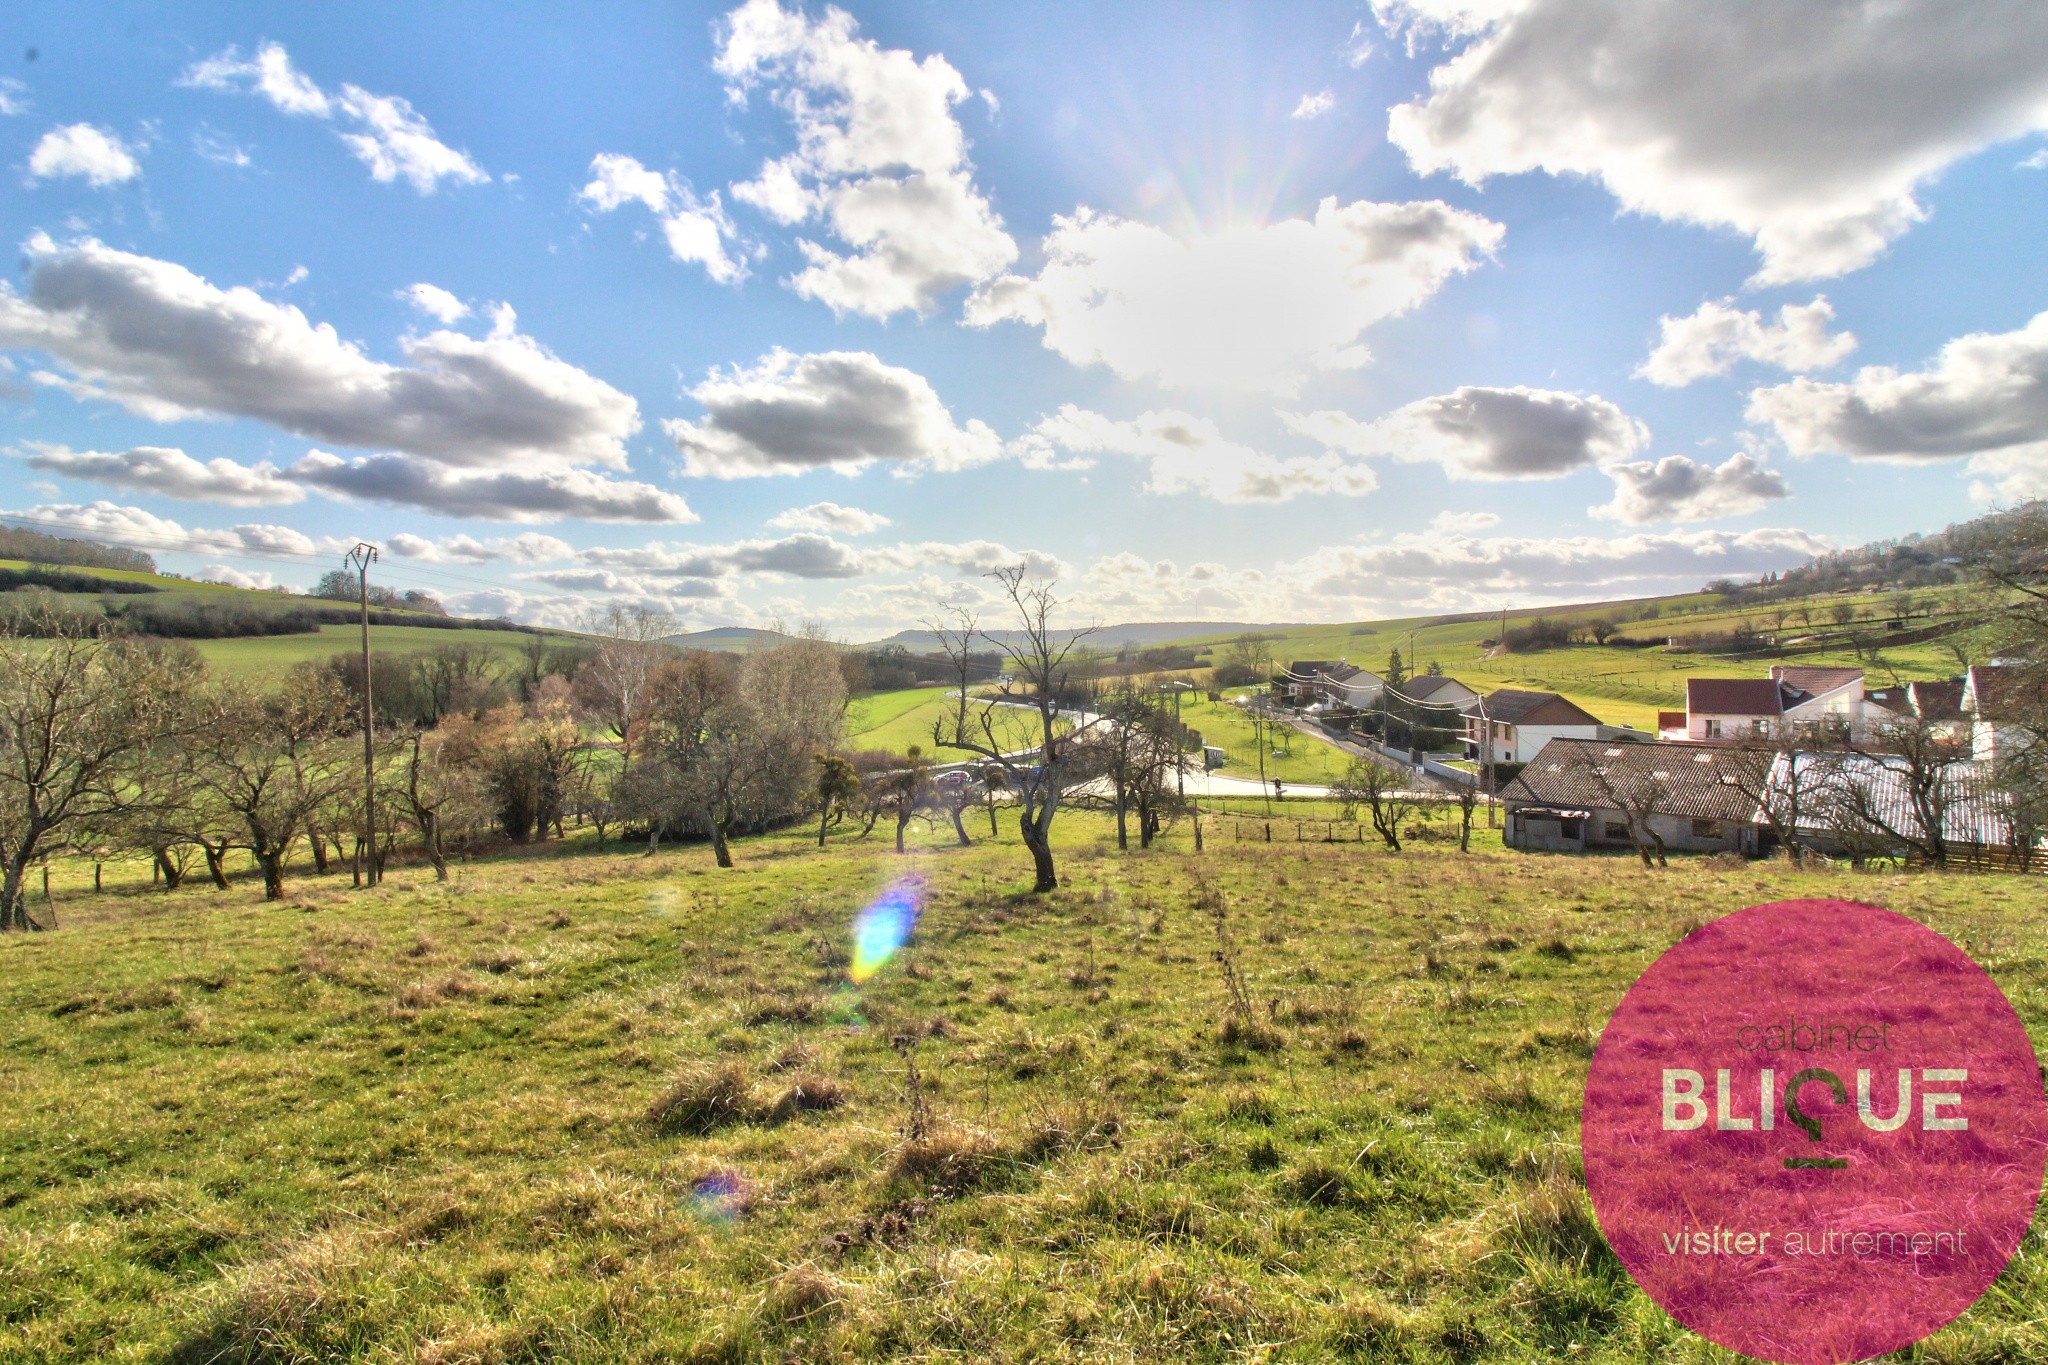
left=818, top=809, right=830, bottom=847
left=426, top=831, right=449, bottom=882
left=950, top=805, right=971, bottom=847
left=713, top=818, right=734, bottom=869
left=308, top=827, right=330, bottom=874
left=202, top=842, right=230, bottom=889
left=1114, top=792, right=1128, bottom=851
left=894, top=807, right=911, bottom=854
left=1019, top=809, right=1057, bottom=892
left=154, top=847, right=184, bottom=890
left=1, top=859, right=28, bottom=932
left=256, top=850, right=286, bottom=900
left=986, top=793, right=999, bottom=837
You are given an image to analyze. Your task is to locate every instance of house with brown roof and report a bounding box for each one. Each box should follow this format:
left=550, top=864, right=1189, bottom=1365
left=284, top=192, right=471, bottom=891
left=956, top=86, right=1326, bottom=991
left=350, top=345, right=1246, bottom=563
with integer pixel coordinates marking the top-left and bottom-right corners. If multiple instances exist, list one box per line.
left=1769, top=665, right=1868, bottom=738
left=1682, top=678, right=1789, bottom=742
left=1501, top=738, right=1771, bottom=855
left=1401, top=674, right=1480, bottom=711
left=1464, top=688, right=1604, bottom=766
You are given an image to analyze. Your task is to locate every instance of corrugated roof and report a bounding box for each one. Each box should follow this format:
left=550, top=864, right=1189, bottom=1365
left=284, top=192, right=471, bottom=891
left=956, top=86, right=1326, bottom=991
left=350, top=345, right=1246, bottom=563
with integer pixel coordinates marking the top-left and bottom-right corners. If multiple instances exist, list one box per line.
left=1687, top=678, right=1786, bottom=717
left=1502, top=738, right=1770, bottom=822
left=1478, top=688, right=1602, bottom=727
left=1766, top=751, right=2017, bottom=848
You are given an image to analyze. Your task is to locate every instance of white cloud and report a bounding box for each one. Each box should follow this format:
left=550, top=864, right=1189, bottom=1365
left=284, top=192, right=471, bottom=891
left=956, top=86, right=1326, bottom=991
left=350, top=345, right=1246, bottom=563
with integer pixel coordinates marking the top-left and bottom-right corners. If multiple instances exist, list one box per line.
left=1342, top=21, right=1377, bottom=67
left=1284, top=386, right=1646, bottom=480
left=200, top=564, right=276, bottom=589
left=14, top=442, right=304, bottom=506
left=1292, top=91, right=1336, bottom=121
left=575, top=532, right=1063, bottom=585
left=716, top=0, right=1016, bottom=318
left=399, top=282, right=469, bottom=324
left=1747, top=312, right=2048, bottom=485
left=180, top=42, right=486, bottom=193
left=0, top=79, right=28, bottom=117
left=1592, top=451, right=1791, bottom=524
left=1638, top=297, right=1856, bottom=387
left=192, top=127, right=253, bottom=168
left=579, top=153, right=749, bottom=284
left=1284, top=524, right=1829, bottom=610
left=966, top=197, right=1502, bottom=394
left=27, top=124, right=140, bottom=186
left=1428, top=509, right=1500, bottom=534
left=1022, top=405, right=1379, bottom=503
left=1381, top=0, right=2048, bottom=283
left=2023, top=146, right=2048, bottom=171
left=385, top=531, right=573, bottom=564
left=289, top=452, right=696, bottom=524
left=0, top=237, right=641, bottom=473
left=0, top=500, right=342, bottom=560
left=665, top=348, right=1001, bottom=478
left=767, top=500, right=891, bottom=534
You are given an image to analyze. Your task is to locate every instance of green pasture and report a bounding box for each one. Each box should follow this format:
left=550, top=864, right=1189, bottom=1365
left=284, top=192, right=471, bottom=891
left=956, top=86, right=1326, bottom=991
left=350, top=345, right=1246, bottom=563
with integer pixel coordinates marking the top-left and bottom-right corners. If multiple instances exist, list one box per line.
left=3, top=809, right=2044, bottom=1362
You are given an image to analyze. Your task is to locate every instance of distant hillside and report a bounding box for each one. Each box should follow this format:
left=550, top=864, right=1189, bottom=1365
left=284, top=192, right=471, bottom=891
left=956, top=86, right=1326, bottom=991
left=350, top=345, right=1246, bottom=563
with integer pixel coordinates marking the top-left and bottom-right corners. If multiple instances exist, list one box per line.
left=662, top=626, right=805, bottom=652
left=866, top=621, right=1297, bottom=652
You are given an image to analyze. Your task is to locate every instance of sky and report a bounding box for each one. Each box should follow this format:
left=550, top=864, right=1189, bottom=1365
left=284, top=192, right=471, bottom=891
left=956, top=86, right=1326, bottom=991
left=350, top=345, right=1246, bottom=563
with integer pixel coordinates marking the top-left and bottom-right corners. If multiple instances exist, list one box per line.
left=2, top=0, right=2046, bottom=638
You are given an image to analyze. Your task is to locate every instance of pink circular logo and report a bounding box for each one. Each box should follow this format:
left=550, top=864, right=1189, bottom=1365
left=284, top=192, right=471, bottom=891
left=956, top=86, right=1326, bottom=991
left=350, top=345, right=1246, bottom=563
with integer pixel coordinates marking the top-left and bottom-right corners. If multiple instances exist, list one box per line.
left=1582, top=899, right=2047, bottom=1364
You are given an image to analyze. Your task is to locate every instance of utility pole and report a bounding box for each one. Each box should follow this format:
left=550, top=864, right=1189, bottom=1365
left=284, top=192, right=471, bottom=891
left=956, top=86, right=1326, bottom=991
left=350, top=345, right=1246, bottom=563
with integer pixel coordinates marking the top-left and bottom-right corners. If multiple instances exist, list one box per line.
left=1160, top=680, right=1201, bottom=851
left=345, top=542, right=380, bottom=887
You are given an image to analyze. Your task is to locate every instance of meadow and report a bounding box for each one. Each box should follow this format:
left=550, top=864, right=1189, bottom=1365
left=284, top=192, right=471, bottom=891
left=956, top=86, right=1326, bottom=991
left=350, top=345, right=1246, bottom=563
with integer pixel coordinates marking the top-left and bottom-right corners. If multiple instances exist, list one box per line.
left=3, top=814, right=2043, bottom=1363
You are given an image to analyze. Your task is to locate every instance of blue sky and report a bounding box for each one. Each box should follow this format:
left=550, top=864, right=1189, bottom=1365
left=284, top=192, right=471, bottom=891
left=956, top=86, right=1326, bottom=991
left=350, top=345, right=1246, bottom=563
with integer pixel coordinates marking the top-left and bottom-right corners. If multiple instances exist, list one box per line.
left=2, top=0, right=2046, bottom=635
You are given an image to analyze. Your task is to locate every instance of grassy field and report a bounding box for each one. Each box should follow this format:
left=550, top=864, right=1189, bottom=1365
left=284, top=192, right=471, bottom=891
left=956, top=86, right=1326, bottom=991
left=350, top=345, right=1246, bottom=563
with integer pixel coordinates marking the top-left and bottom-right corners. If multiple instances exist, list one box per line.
left=3, top=817, right=2044, bottom=1362
left=0, top=560, right=572, bottom=682
left=188, top=623, right=544, bottom=676
left=1177, top=696, right=1358, bottom=786
left=845, top=686, right=961, bottom=755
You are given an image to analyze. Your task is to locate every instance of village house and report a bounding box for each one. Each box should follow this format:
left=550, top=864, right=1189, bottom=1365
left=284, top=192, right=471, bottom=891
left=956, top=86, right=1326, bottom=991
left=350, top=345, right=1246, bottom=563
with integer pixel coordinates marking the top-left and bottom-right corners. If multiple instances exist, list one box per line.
left=1463, top=689, right=1604, bottom=766
left=1760, top=750, right=2024, bottom=865
left=1963, top=663, right=2045, bottom=764
left=1278, top=659, right=1385, bottom=709
left=1401, top=674, right=1480, bottom=711
left=1501, top=738, right=1771, bottom=855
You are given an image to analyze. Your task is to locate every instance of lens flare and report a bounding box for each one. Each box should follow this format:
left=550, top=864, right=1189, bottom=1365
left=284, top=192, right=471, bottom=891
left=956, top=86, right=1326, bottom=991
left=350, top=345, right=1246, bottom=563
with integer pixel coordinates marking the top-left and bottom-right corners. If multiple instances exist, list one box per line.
left=850, top=877, right=922, bottom=984
left=689, top=1169, right=750, bottom=1225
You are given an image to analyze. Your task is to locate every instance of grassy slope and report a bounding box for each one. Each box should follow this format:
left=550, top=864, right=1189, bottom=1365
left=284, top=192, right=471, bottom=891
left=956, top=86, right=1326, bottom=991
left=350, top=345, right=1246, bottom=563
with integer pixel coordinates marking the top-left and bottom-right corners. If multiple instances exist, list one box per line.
left=3, top=822, right=2043, bottom=1363
left=1, top=560, right=557, bottom=681
left=1170, top=587, right=1964, bottom=732
left=845, top=686, right=959, bottom=755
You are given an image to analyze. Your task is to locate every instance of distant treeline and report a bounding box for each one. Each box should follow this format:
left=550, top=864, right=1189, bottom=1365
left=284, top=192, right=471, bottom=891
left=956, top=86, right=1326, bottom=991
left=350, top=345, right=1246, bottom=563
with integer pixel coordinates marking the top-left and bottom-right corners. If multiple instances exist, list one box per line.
left=0, top=566, right=159, bottom=596
left=0, top=526, right=157, bottom=573
left=1, top=595, right=540, bottom=639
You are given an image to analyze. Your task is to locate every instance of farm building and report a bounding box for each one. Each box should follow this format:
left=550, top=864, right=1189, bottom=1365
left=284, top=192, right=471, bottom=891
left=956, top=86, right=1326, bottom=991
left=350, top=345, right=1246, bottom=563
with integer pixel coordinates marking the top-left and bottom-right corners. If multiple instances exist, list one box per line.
left=1501, top=738, right=1771, bottom=855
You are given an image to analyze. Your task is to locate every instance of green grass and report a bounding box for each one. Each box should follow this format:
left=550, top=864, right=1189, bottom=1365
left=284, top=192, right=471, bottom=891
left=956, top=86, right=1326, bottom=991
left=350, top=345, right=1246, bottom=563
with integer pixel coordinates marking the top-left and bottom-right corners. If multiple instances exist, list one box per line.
left=1178, top=696, right=1357, bottom=786
left=845, top=686, right=961, bottom=755
left=5, top=817, right=2044, bottom=1362
left=188, top=623, right=543, bottom=676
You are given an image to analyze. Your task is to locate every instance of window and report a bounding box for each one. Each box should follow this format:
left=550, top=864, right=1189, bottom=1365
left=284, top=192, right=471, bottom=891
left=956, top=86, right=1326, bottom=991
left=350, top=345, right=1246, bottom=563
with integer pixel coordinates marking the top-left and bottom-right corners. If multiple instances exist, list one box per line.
left=1751, top=718, right=1770, bottom=735
left=1603, top=821, right=1629, bottom=840
left=1691, top=819, right=1722, bottom=839
left=1704, top=719, right=1723, bottom=738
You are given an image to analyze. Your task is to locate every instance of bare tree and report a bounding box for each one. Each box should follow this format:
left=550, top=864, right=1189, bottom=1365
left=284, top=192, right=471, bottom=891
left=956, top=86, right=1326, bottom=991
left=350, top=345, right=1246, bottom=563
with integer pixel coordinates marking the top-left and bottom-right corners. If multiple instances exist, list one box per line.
left=0, top=629, right=207, bottom=924
left=930, top=569, right=1099, bottom=892
left=1824, top=717, right=1973, bottom=867
left=191, top=668, right=356, bottom=900
left=572, top=604, right=676, bottom=775
left=812, top=753, right=862, bottom=847
left=392, top=727, right=485, bottom=880
left=1333, top=755, right=1416, bottom=852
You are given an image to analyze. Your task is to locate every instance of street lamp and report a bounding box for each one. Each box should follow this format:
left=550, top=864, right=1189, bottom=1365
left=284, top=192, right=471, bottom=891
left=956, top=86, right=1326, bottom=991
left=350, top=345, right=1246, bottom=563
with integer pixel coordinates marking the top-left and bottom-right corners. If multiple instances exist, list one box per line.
left=1158, top=680, right=1201, bottom=851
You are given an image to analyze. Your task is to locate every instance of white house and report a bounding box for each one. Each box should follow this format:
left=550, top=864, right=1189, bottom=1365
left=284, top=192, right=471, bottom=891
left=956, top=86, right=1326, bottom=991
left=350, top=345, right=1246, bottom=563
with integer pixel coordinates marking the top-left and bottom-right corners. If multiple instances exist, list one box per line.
left=1465, top=689, right=1605, bottom=765
left=1964, top=663, right=2042, bottom=764
left=1280, top=659, right=1385, bottom=709
left=1769, top=665, right=1868, bottom=740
